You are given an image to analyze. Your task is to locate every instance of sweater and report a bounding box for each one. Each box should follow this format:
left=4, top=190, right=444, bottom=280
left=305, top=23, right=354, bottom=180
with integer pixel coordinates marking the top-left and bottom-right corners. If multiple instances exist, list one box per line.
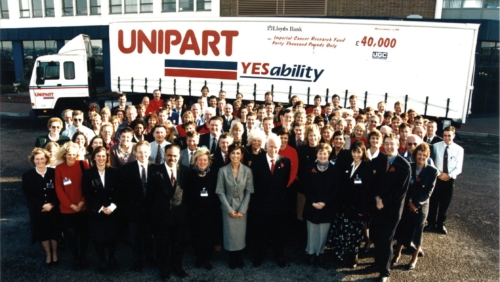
left=55, top=160, right=90, bottom=214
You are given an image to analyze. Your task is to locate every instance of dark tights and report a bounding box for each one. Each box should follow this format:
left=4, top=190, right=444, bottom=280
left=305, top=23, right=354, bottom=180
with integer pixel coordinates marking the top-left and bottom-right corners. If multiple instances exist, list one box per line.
left=66, top=227, right=89, bottom=260
left=93, top=240, right=117, bottom=262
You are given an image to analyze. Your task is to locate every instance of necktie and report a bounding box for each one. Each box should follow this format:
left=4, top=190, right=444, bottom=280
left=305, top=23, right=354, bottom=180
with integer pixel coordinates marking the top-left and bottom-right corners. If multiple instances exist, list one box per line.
left=171, top=169, right=176, bottom=187
left=224, top=154, right=229, bottom=164
left=211, top=137, right=217, bottom=154
left=297, top=139, right=303, bottom=147
left=426, top=136, right=431, bottom=144
left=155, top=144, right=162, bottom=164
left=443, top=146, right=449, bottom=174
left=189, top=151, right=195, bottom=165
left=270, top=159, right=275, bottom=174
left=141, top=165, right=147, bottom=196
left=386, top=159, right=390, bottom=172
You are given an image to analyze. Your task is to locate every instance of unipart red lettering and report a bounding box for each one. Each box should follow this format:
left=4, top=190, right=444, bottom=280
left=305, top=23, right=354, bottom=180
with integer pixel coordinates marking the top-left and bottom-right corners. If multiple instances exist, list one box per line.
left=117, top=29, right=239, bottom=56
left=138, top=30, right=156, bottom=54
left=35, top=92, right=54, bottom=97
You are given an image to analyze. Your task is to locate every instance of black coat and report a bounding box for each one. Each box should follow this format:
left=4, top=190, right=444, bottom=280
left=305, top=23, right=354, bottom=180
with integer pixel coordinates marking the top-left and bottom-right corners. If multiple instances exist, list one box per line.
left=329, top=148, right=352, bottom=172
left=302, top=162, right=340, bottom=224
left=370, top=151, right=388, bottom=190
left=120, top=161, right=154, bottom=224
left=145, top=163, right=189, bottom=233
left=297, top=145, right=317, bottom=187
left=371, top=155, right=411, bottom=224
left=407, top=163, right=438, bottom=208
left=338, top=161, right=373, bottom=217
left=22, top=168, right=61, bottom=244
left=250, top=153, right=291, bottom=216
left=82, top=167, right=120, bottom=242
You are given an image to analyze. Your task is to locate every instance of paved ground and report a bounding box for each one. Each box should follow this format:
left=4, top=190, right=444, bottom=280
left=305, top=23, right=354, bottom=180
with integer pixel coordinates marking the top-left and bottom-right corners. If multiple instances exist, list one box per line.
left=0, top=115, right=498, bottom=281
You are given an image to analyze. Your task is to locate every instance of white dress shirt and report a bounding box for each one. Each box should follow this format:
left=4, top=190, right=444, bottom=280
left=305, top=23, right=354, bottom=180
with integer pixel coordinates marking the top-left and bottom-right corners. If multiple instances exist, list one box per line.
left=433, top=141, right=464, bottom=179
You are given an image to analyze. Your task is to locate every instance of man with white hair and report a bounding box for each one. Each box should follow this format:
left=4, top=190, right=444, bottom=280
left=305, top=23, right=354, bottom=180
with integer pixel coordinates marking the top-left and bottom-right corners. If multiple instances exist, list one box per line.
left=249, top=135, right=291, bottom=268
left=402, top=134, right=435, bottom=166
left=191, top=103, right=205, bottom=127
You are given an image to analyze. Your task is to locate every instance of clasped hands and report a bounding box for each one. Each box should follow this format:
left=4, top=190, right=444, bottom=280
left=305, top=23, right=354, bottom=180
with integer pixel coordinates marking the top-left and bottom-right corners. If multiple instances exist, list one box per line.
left=376, top=198, right=384, bottom=210
left=312, top=202, right=325, bottom=210
left=70, top=201, right=85, bottom=212
left=229, top=211, right=244, bottom=218
left=41, top=203, right=53, bottom=212
left=438, top=173, right=451, bottom=181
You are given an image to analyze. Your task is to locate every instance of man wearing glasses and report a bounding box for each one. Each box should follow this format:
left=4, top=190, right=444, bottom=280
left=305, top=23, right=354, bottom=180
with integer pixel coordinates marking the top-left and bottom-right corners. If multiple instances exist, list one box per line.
left=61, top=110, right=95, bottom=140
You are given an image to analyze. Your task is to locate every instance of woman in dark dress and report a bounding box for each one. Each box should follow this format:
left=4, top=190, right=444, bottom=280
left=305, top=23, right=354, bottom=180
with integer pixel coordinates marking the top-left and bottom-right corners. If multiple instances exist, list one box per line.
left=185, top=148, right=220, bottom=270
left=243, top=130, right=267, bottom=166
left=82, top=146, right=120, bottom=273
left=327, top=141, right=372, bottom=268
left=329, top=130, right=352, bottom=170
left=22, top=148, right=61, bottom=266
left=393, top=143, right=438, bottom=270
left=297, top=125, right=320, bottom=221
left=365, top=129, right=388, bottom=252
left=302, top=143, right=339, bottom=265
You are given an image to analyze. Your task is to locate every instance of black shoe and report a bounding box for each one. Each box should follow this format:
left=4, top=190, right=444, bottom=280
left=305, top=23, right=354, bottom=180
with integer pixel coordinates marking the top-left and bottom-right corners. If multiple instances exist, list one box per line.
left=146, top=257, right=157, bottom=267
left=132, top=260, right=143, bottom=272
left=317, top=254, right=325, bottom=265
left=160, top=268, right=170, bottom=280
left=437, top=225, right=448, bottom=235
left=376, top=276, right=389, bottom=282
left=423, top=224, right=435, bottom=232
left=79, top=258, right=89, bottom=269
left=236, top=256, right=244, bottom=269
left=204, top=261, right=213, bottom=270
left=306, top=254, right=316, bottom=265
left=418, top=249, right=425, bottom=257
left=252, top=256, right=263, bottom=268
left=52, top=260, right=59, bottom=266
left=195, top=258, right=203, bottom=268
left=276, top=257, right=286, bottom=268
left=173, top=267, right=188, bottom=278
left=108, top=257, right=117, bottom=270
left=72, top=258, right=80, bottom=271
left=98, top=261, right=107, bottom=273
left=46, top=261, right=52, bottom=267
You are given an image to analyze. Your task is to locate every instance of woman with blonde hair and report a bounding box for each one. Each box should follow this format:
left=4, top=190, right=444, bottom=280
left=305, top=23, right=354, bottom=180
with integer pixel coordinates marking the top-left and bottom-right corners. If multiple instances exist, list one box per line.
left=23, top=147, right=61, bottom=266
left=244, top=130, right=266, bottom=166
left=44, top=141, right=61, bottom=168
left=230, top=121, right=246, bottom=145
left=54, top=141, right=90, bottom=270
left=100, top=106, right=111, bottom=123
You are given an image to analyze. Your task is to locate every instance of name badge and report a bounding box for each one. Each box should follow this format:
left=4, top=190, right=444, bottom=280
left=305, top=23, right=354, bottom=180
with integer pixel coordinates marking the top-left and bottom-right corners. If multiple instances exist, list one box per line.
left=63, top=178, right=72, bottom=186
left=200, top=188, right=208, bottom=197
left=46, top=181, right=53, bottom=189
left=354, top=174, right=362, bottom=185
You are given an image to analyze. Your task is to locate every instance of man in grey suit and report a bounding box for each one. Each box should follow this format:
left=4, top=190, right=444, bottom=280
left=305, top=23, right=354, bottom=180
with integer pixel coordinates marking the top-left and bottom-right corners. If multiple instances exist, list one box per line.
left=179, top=131, right=199, bottom=169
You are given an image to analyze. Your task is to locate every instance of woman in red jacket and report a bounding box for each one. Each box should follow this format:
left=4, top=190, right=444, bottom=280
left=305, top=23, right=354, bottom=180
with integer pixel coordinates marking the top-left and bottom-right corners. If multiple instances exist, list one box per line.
left=55, top=141, right=90, bottom=270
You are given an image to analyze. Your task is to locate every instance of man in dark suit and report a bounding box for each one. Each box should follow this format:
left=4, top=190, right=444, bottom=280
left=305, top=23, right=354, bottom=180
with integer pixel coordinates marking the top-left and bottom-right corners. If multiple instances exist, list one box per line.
left=146, top=144, right=189, bottom=280
left=121, top=140, right=155, bottom=271
left=370, top=133, right=411, bottom=282
left=221, top=104, right=235, bottom=132
left=199, top=116, right=223, bottom=154
left=272, top=109, right=294, bottom=134
left=424, top=120, right=443, bottom=144
left=288, top=122, right=305, bottom=149
left=179, top=131, right=199, bottom=169
left=249, top=135, right=291, bottom=268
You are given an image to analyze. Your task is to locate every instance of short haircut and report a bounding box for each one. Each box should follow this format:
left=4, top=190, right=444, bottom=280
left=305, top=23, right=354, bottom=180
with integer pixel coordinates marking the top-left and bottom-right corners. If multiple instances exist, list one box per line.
left=266, top=134, right=281, bottom=148
left=210, top=116, right=223, bottom=124
left=72, top=110, right=83, bottom=117
left=153, top=124, right=168, bottom=134
left=351, top=141, right=369, bottom=162
left=367, top=129, right=382, bottom=141
left=349, top=94, right=358, bottom=100
left=384, top=133, right=399, bottom=145
left=121, top=127, right=134, bottom=136
left=201, top=86, right=209, bottom=92
left=134, top=140, right=151, bottom=152
left=399, top=122, right=411, bottom=131
left=316, top=142, right=332, bottom=155
left=444, top=125, right=456, bottom=133
left=413, top=142, right=431, bottom=161
left=47, top=117, right=63, bottom=130
left=276, top=128, right=290, bottom=136
left=186, top=131, right=200, bottom=139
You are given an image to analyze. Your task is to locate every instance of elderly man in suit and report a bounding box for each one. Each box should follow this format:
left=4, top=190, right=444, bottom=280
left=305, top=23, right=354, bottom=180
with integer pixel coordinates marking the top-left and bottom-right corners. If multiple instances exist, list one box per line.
left=146, top=144, right=189, bottom=280
left=370, top=133, right=411, bottom=282
left=120, top=140, right=155, bottom=271
left=249, top=135, right=291, bottom=268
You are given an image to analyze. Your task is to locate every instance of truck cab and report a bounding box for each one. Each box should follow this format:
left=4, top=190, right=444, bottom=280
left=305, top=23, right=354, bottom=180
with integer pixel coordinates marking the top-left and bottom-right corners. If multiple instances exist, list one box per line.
left=29, top=34, right=96, bottom=117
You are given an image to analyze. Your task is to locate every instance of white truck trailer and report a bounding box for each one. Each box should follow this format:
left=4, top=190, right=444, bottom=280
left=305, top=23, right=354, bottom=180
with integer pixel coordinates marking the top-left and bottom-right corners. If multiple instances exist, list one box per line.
left=30, top=17, right=479, bottom=125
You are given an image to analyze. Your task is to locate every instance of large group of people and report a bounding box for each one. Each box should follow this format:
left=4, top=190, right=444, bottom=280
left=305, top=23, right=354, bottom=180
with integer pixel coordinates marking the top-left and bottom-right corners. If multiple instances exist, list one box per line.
left=23, top=87, right=464, bottom=282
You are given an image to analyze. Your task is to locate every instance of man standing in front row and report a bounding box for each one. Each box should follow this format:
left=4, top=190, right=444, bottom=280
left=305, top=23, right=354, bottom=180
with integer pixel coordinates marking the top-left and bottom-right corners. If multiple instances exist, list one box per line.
left=370, top=133, right=411, bottom=282
left=249, top=135, right=291, bottom=268
left=146, top=145, right=189, bottom=280
left=425, top=126, right=464, bottom=235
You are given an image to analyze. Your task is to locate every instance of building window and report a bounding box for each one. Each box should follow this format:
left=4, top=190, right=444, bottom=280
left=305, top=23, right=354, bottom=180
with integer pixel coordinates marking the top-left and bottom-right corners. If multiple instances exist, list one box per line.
left=19, top=0, right=30, bottom=17
left=141, top=0, right=153, bottom=12
left=62, top=0, right=74, bottom=16
left=31, top=0, right=43, bottom=17
left=238, top=0, right=326, bottom=16
left=90, top=0, right=101, bottom=14
left=444, top=0, right=500, bottom=8
left=162, top=0, right=175, bottom=12
left=179, top=0, right=193, bottom=11
left=197, top=0, right=211, bottom=11
left=110, top=0, right=122, bottom=14
left=1, top=41, right=15, bottom=85
left=76, top=0, right=87, bottom=15
left=0, top=0, right=9, bottom=19
left=484, top=0, right=499, bottom=7
left=125, top=0, right=137, bottom=13
left=45, top=0, right=54, bottom=16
